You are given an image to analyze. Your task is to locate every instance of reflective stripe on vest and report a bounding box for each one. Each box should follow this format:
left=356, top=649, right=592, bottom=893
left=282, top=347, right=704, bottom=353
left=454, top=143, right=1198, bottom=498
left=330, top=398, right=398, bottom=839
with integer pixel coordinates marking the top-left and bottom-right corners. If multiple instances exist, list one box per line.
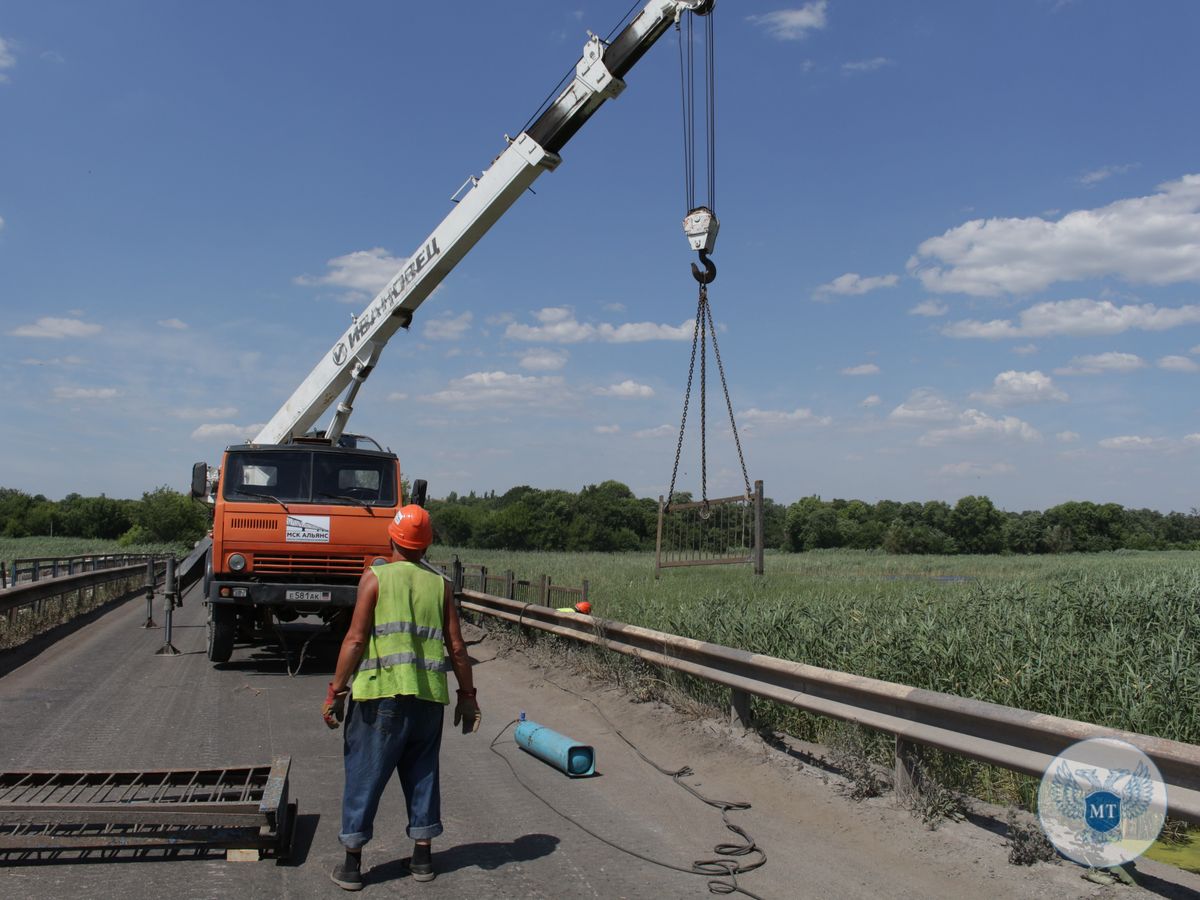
left=351, top=561, right=449, bottom=704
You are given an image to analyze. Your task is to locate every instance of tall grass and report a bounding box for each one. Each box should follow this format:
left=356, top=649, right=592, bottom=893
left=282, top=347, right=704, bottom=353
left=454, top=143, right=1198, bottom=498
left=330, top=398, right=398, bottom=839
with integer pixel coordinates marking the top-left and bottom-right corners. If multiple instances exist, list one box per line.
left=439, top=549, right=1200, bottom=747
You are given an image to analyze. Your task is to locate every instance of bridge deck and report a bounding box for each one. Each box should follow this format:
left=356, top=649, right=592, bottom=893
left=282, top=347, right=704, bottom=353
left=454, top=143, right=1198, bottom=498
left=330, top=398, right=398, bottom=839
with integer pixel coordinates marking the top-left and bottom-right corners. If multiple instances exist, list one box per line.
left=1, top=583, right=1196, bottom=898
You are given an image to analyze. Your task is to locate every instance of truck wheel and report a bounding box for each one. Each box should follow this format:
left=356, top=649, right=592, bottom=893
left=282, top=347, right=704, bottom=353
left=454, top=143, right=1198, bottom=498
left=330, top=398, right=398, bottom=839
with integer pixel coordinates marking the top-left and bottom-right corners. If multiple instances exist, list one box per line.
left=202, top=550, right=213, bottom=601
left=207, top=603, right=235, bottom=663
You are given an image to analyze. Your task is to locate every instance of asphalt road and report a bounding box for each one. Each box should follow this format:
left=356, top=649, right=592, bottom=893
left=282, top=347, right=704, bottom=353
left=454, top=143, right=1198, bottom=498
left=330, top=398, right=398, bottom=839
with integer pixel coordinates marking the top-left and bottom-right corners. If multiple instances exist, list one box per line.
left=2, top=583, right=1199, bottom=899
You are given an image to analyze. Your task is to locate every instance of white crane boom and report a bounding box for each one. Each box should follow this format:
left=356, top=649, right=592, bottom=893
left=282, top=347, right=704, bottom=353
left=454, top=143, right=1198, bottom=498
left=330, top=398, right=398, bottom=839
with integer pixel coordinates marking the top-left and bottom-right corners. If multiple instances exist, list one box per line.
left=255, top=0, right=715, bottom=446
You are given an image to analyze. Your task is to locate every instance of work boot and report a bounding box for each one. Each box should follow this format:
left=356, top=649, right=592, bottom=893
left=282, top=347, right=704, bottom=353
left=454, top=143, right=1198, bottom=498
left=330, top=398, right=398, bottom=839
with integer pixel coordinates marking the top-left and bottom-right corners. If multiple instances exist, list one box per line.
left=331, top=850, right=364, bottom=891
left=410, top=841, right=435, bottom=882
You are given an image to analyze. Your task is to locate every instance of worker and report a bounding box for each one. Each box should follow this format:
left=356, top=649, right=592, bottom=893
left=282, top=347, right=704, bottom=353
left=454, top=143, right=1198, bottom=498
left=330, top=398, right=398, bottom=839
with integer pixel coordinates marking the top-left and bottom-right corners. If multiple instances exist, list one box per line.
left=322, top=504, right=481, bottom=891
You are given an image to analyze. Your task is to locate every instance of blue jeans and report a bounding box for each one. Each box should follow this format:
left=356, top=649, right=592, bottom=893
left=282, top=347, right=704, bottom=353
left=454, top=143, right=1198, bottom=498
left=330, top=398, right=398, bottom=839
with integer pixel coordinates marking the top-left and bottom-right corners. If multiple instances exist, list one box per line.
left=339, top=695, right=445, bottom=848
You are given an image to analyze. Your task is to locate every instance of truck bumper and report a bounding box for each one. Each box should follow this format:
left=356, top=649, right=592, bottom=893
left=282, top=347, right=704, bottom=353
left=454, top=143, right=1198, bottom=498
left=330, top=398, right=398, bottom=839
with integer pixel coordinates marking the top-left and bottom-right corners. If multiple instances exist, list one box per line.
left=207, top=581, right=359, bottom=608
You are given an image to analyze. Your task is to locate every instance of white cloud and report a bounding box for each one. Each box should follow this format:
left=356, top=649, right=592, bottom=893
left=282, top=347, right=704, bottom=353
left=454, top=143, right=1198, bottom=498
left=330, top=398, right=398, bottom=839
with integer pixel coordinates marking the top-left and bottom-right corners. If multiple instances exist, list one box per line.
left=1191, top=344, right=1200, bottom=355
left=741, top=407, right=831, bottom=426
left=969, top=370, right=1068, bottom=406
left=53, top=386, right=117, bottom=400
left=815, top=272, right=899, bottom=298
left=747, top=3, right=828, bottom=40
left=387, top=391, right=409, bottom=402
left=1078, top=163, right=1138, bottom=186
left=918, top=410, right=1041, bottom=446
left=1012, top=343, right=1039, bottom=355
left=174, top=406, right=238, bottom=419
left=505, top=307, right=693, bottom=343
left=1054, top=351, right=1146, bottom=376
left=0, top=214, right=5, bottom=231
left=0, top=35, right=15, bottom=83
left=861, top=394, right=881, bottom=408
left=1098, top=435, right=1168, bottom=451
left=593, top=424, right=621, bottom=434
left=518, top=348, right=568, bottom=371
left=596, top=380, right=654, bottom=398
left=944, top=299, right=1200, bottom=340
left=9, top=317, right=102, bottom=339
left=603, top=302, right=626, bottom=313
left=1185, top=434, right=1200, bottom=446
left=841, top=363, right=880, bottom=376
left=939, top=461, right=1016, bottom=477
left=423, top=311, right=473, bottom=341
left=424, top=370, right=567, bottom=409
left=1158, top=355, right=1200, bottom=373
left=1056, top=431, right=1080, bottom=443
left=910, top=175, right=1200, bottom=295
left=909, top=300, right=948, bottom=317
left=842, top=57, right=892, bottom=74
left=20, top=355, right=84, bottom=366
left=40, top=49, right=64, bottom=64
left=888, top=388, right=957, bottom=423
left=191, top=423, right=265, bottom=441
left=634, top=424, right=675, bottom=439
left=158, top=318, right=188, bottom=330
left=295, top=247, right=403, bottom=297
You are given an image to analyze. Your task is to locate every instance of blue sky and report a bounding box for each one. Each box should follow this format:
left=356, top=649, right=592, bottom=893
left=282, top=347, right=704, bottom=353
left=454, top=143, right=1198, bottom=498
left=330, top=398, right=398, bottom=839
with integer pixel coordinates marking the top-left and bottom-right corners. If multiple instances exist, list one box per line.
left=3, top=0, right=1199, bottom=512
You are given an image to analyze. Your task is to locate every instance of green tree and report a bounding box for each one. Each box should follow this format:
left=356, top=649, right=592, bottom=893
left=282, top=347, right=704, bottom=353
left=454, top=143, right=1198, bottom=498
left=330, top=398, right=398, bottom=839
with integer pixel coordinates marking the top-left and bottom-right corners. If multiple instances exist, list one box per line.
left=135, top=486, right=210, bottom=543
left=950, top=495, right=1004, bottom=554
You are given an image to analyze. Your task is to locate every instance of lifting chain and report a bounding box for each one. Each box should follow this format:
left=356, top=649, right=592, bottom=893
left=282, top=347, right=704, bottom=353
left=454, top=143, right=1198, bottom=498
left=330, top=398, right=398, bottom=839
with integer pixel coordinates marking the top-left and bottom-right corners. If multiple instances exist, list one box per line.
left=665, top=283, right=750, bottom=516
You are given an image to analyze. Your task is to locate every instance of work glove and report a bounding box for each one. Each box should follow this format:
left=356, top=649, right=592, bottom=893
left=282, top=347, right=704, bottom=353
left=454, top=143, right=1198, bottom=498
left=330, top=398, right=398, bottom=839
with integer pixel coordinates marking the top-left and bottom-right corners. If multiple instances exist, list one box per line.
left=323, top=683, right=349, bottom=729
left=453, top=690, right=481, bottom=735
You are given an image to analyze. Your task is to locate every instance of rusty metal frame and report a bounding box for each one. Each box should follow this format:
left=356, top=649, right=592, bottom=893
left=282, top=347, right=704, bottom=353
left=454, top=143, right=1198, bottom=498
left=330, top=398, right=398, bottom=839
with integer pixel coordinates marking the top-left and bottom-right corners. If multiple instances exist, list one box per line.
left=655, top=480, right=764, bottom=576
left=0, top=758, right=293, bottom=857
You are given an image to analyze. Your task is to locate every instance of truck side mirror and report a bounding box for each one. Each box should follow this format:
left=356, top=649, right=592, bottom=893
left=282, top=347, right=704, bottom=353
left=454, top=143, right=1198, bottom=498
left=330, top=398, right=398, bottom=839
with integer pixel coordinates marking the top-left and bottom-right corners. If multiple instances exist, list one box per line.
left=191, top=462, right=209, bottom=499
left=411, top=479, right=428, bottom=508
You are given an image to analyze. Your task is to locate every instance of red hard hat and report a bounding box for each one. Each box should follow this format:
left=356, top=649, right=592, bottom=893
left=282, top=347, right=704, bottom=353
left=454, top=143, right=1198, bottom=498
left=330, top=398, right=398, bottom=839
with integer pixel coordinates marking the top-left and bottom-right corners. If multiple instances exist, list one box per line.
left=574, top=600, right=592, bottom=615
left=388, top=505, right=432, bottom=550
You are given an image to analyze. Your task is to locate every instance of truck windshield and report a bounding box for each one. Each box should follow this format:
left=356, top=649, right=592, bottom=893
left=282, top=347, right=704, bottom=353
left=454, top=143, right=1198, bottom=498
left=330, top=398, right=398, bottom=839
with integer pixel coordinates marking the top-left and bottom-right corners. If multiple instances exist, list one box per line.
left=223, top=450, right=396, bottom=506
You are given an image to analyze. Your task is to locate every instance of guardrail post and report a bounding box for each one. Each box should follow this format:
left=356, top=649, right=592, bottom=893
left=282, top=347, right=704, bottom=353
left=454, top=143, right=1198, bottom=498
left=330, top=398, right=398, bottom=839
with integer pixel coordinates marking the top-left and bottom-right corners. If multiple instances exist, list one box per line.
left=506, top=570, right=515, bottom=600
left=31, top=562, right=39, bottom=583
left=452, top=557, right=463, bottom=595
left=156, top=558, right=180, bottom=655
left=479, top=565, right=487, bottom=592
left=730, top=689, right=753, bottom=730
left=1, top=561, right=6, bottom=589
left=538, top=575, right=548, bottom=606
left=753, top=480, right=765, bottom=576
left=894, top=737, right=922, bottom=803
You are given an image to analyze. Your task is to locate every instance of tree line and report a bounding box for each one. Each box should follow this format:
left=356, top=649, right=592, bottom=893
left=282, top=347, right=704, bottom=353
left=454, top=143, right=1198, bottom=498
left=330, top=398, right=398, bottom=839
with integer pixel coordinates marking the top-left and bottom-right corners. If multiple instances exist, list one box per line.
left=0, top=487, right=211, bottom=546
left=428, top=485, right=1200, bottom=554
left=4, top=482, right=1197, bottom=555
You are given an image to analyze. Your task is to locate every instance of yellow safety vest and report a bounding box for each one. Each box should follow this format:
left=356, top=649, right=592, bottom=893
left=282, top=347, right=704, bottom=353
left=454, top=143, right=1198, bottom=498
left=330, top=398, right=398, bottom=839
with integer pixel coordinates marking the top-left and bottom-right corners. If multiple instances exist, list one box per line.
left=351, top=561, right=450, bottom=704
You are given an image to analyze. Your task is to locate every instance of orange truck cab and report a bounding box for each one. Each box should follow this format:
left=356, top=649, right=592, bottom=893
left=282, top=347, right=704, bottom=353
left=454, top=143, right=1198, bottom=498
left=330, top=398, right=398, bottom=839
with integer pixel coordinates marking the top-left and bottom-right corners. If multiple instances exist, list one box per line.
left=191, top=434, right=424, bottom=663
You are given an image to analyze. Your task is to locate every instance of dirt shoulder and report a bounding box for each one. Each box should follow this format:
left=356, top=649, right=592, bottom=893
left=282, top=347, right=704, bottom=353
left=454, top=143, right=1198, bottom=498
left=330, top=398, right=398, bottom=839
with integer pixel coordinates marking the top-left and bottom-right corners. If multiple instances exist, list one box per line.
left=475, top=622, right=1200, bottom=900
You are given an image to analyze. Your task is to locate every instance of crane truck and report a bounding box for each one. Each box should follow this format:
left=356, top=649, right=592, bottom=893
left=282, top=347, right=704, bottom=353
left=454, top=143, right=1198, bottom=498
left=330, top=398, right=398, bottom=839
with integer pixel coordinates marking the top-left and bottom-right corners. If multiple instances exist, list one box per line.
left=190, top=0, right=720, bottom=663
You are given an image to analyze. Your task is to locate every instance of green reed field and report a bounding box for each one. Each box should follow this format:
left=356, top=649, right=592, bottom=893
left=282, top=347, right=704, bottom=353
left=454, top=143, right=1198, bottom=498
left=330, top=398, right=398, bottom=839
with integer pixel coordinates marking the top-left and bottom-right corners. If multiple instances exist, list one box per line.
left=435, top=548, right=1200, bottom=751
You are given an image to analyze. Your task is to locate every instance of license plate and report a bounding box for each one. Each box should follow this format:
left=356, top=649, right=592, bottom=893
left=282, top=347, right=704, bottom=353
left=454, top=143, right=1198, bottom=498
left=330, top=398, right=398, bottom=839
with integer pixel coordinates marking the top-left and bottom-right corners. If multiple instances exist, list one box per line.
left=286, top=589, right=331, bottom=603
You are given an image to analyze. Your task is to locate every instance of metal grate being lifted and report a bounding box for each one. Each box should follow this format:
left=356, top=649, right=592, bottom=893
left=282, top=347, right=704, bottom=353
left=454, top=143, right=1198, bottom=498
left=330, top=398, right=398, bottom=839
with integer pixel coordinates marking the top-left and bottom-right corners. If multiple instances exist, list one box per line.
left=0, top=758, right=293, bottom=859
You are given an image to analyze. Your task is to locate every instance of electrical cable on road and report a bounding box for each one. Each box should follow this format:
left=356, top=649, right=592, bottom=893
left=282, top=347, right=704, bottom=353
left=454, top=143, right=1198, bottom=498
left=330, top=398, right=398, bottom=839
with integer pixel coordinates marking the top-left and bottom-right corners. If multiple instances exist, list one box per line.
left=488, top=678, right=767, bottom=899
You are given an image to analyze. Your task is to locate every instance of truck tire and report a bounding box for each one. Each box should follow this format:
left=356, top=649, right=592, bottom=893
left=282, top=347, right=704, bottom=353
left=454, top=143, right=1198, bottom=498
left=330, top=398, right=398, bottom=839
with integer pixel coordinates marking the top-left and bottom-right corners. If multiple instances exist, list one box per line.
left=202, top=550, right=213, bottom=601
left=207, top=603, right=235, bottom=663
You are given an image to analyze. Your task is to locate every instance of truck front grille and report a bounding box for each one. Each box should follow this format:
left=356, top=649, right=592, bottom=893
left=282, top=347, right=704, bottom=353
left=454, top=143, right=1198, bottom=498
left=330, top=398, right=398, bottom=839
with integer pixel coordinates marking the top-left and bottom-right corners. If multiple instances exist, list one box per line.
left=253, top=554, right=366, bottom=575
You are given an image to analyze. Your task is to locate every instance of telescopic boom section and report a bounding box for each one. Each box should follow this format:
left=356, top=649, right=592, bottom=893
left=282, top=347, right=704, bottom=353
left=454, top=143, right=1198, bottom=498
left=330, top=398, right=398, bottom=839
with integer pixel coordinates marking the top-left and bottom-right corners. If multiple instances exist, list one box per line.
left=254, top=0, right=715, bottom=446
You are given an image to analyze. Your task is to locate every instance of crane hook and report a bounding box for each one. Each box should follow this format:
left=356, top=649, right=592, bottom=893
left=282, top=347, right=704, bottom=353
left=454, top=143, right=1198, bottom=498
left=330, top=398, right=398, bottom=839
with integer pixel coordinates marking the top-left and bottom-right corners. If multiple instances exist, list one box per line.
left=691, top=250, right=717, bottom=285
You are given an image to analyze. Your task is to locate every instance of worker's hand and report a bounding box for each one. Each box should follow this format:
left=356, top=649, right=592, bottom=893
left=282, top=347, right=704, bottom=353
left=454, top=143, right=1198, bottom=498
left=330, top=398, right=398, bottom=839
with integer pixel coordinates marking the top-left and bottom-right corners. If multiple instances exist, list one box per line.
left=453, top=690, right=481, bottom=735
left=322, top=683, right=349, bottom=729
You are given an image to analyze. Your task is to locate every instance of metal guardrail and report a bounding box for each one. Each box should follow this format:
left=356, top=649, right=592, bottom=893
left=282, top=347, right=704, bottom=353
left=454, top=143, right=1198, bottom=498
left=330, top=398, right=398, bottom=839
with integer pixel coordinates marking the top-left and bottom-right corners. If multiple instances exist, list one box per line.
left=0, top=561, right=169, bottom=646
left=5, top=554, right=157, bottom=588
left=458, top=588, right=1200, bottom=825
